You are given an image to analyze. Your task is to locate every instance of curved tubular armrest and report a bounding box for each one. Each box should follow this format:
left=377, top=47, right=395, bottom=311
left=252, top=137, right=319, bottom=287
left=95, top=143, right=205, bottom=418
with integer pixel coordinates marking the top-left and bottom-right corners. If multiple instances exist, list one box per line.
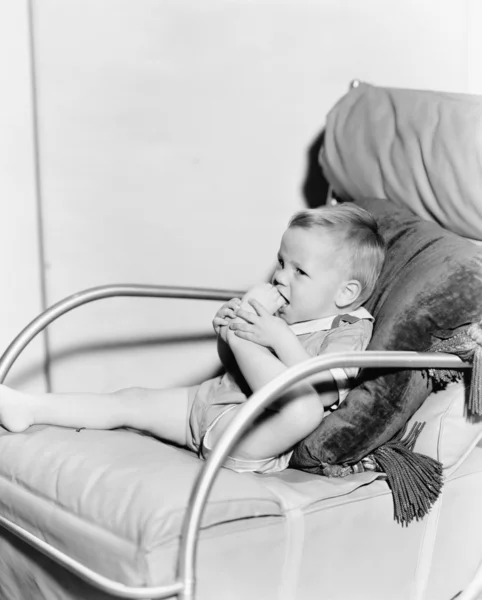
left=0, top=299, right=471, bottom=599
left=0, top=514, right=183, bottom=599
left=178, top=350, right=470, bottom=600
left=0, top=284, right=244, bottom=384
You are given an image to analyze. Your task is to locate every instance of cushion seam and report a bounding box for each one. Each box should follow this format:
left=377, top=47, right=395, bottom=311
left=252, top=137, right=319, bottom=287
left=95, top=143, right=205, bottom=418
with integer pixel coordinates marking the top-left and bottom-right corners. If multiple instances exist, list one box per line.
left=0, top=472, right=282, bottom=549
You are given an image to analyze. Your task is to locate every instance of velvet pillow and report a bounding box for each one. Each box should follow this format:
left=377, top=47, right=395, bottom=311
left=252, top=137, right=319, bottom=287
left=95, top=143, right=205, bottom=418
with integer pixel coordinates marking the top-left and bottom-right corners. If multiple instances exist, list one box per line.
left=319, top=82, right=482, bottom=240
left=290, top=197, right=482, bottom=470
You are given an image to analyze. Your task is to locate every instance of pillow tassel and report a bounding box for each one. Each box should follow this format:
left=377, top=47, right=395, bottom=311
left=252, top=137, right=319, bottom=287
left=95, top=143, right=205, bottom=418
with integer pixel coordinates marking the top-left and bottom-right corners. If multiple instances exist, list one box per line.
left=429, top=319, right=482, bottom=416
left=467, top=322, right=482, bottom=415
left=371, top=422, right=444, bottom=526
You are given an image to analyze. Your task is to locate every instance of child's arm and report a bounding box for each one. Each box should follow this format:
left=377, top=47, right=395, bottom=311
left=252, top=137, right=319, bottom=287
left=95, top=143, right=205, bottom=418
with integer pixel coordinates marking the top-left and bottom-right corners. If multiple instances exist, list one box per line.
left=229, top=299, right=339, bottom=407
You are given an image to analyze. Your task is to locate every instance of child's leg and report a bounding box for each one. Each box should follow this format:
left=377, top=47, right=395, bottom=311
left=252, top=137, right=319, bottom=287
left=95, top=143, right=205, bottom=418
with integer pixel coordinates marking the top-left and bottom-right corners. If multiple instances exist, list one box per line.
left=0, top=384, right=190, bottom=446
left=206, top=387, right=325, bottom=461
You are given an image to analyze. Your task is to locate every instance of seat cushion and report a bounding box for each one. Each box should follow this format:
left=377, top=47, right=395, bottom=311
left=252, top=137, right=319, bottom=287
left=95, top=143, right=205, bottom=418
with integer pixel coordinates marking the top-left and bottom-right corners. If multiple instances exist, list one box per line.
left=0, top=424, right=380, bottom=588
left=0, top=425, right=281, bottom=586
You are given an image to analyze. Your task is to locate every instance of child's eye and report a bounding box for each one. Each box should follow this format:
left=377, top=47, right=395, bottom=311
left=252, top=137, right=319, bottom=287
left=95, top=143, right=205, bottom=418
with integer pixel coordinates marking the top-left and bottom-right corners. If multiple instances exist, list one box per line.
left=278, top=257, right=284, bottom=267
left=296, top=268, right=307, bottom=276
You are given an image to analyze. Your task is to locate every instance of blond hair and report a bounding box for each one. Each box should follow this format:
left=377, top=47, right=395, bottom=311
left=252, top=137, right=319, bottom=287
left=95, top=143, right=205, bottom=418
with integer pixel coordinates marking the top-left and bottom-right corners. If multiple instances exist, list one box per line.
left=288, top=203, right=386, bottom=305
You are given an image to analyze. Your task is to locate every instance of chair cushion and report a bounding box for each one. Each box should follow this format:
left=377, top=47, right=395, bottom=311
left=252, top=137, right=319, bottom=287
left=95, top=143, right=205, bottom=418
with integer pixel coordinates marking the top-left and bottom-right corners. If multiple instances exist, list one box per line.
left=291, top=198, right=482, bottom=470
left=0, top=425, right=281, bottom=585
left=0, top=424, right=380, bottom=587
left=409, top=381, right=482, bottom=476
left=319, top=82, right=482, bottom=240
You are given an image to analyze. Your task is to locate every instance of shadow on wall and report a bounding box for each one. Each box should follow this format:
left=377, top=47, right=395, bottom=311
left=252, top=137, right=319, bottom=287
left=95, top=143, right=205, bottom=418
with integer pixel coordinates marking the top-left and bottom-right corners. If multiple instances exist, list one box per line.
left=6, top=333, right=222, bottom=389
left=302, top=128, right=330, bottom=209
left=261, top=129, right=330, bottom=286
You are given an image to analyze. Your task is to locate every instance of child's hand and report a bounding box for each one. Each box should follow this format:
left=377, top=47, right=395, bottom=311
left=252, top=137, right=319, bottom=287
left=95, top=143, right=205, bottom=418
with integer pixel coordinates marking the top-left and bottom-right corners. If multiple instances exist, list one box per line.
left=229, top=299, right=292, bottom=350
left=213, top=298, right=242, bottom=336
left=240, top=283, right=286, bottom=316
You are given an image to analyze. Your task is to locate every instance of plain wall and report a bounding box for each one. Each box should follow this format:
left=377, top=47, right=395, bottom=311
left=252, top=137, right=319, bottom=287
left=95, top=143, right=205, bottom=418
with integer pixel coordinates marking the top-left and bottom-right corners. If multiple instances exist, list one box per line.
left=0, top=0, right=47, bottom=391
left=1, top=0, right=481, bottom=393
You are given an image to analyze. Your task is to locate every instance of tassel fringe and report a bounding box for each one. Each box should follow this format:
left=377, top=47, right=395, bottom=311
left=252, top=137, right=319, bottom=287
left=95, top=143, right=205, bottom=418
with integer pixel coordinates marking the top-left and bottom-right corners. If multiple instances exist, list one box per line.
left=467, top=323, right=482, bottom=415
left=372, top=422, right=444, bottom=526
left=429, top=319, right=482, bottom=415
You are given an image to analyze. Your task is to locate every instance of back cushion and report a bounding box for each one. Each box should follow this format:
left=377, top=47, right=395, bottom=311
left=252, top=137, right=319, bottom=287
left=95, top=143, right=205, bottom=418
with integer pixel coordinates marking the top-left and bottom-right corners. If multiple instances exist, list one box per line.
left=290, top=198, right=482, bottom=470
left=319, top=82, right=482, bottom=240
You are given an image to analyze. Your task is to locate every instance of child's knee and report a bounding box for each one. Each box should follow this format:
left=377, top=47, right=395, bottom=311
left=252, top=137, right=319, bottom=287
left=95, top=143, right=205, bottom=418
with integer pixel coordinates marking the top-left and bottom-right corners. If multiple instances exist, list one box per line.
left=282, top=392, right=325, bottom=437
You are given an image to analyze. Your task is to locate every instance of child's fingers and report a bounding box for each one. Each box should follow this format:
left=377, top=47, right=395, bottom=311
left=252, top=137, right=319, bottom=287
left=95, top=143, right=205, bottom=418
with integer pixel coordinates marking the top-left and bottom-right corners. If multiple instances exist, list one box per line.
left=233, top=329, right=255, bottom=342
left=224, top=297, right=241, bottom=312
left=230, top=323, right=257, bottom=342
left=215, top=298, right=240, bottom=318
left=235, top=308, right=257, bottom=324
left=229, top=321, right=252, bottom=333
left=213, top=316, right=230, bottom=333
left=275, top=294, right=287, bottom=309
left=216, top=304, right=237, bottom=320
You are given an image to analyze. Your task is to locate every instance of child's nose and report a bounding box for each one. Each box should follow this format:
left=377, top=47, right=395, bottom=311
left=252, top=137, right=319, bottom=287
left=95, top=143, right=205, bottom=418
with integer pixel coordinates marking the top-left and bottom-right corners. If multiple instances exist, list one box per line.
left=274, top=268, right=288, bottom=286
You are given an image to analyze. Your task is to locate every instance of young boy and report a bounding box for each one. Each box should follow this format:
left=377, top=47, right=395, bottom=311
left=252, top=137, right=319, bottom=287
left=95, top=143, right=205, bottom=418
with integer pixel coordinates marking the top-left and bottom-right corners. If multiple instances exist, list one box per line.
left=0, top=203, right=385, bottom=474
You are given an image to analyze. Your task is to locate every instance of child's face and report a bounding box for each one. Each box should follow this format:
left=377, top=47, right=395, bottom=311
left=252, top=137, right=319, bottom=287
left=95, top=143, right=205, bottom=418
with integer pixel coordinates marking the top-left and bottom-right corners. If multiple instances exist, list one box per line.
left=272, top=226, right=354, bottom=324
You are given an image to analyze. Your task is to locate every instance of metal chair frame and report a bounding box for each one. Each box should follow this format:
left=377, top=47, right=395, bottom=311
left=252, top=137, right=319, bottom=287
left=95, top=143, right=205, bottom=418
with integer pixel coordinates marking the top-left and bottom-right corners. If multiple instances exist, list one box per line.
left=0, top=284, right=470, bottom=599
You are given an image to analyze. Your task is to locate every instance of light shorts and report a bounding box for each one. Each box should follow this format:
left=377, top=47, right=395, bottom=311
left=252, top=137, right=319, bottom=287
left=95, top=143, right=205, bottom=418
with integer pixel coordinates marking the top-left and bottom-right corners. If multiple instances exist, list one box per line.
left=202, top=405, right=293, bottom=474
left=186, top=379, right=293, bottom=475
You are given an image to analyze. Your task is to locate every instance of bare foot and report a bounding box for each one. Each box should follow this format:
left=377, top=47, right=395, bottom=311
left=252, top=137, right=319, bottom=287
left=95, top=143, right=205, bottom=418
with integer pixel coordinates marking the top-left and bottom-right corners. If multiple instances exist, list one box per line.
left=241, top=283, right=286, bottom=315
left=0, top=385, right=35, bottom=432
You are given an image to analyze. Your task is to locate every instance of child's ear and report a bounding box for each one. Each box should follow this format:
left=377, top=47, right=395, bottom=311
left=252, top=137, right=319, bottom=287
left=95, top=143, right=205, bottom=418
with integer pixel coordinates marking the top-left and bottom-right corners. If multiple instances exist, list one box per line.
left=335, top=280, right=362, bottom=308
